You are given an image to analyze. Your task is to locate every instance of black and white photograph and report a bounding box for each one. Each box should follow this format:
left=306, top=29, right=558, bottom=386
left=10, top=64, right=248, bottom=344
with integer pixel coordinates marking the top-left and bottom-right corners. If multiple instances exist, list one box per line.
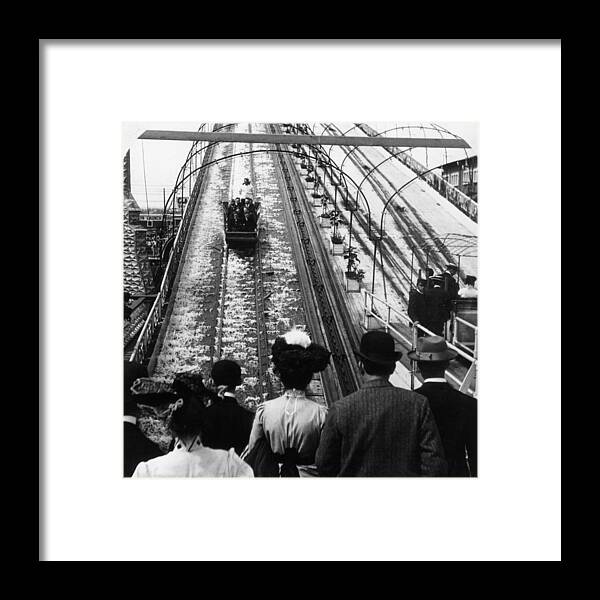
left=41, top=40, right=561, bottom=561
left=123, top=122, right=479, bottom=478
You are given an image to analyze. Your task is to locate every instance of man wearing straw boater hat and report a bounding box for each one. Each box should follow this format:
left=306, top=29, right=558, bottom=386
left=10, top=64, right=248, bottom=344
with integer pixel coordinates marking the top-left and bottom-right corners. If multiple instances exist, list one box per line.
left=316, top=331, right=446, bottom=477
left=408, top=336, right=477, bottom=477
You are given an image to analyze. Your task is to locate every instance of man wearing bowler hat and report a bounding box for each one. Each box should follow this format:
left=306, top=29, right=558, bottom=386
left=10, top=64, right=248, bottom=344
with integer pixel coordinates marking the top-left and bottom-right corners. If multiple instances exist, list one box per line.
left=409, top=336, right=477, bottom=477
left=316, top=331, right=446, bottom=477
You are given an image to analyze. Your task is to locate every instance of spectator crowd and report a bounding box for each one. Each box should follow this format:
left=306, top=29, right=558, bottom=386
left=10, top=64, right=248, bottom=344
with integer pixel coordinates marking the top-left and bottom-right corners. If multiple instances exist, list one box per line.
left=408, top=263, right=477, bottom=336
left=125, top=326, right=477, bottom=478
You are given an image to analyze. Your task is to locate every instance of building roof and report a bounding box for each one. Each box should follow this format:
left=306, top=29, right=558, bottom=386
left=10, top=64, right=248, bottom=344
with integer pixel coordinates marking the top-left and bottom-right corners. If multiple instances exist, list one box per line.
left=441, top=155, right=478, bottom=171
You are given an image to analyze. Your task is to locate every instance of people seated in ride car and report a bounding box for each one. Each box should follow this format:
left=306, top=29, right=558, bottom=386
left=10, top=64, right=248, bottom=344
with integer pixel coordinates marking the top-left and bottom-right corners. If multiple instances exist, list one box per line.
left=233, top=206, right=246, bottom=230
left=244, top=207, right=256, bottom=231
left=226, top=202, right=236, bottom=229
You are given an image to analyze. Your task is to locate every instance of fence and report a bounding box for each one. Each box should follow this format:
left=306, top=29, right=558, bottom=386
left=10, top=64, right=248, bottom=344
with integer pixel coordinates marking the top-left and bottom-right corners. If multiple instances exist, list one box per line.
left=357, top=124, right=478, bottom=223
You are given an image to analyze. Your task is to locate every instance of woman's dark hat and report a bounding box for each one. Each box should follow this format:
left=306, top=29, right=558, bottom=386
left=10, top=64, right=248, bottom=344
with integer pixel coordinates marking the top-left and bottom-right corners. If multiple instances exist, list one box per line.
left=465, top=275, right=477, bottom=285
left=173, top=369, right=206, bottom=397
left=407, top=336, right=457, bottom=362
left=211, top=359, right=242, bottom=387
left=354, top=331, right=402, bottom=365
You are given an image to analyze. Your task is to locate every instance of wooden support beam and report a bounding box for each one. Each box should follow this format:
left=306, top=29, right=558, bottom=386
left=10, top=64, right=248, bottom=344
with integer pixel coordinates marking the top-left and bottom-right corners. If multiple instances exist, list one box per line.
left=138, top=130, right=471, bottom=149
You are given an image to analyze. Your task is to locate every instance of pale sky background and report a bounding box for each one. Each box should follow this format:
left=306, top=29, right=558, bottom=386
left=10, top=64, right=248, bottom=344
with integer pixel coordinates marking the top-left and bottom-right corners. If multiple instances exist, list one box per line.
left=123, top=121, right=479, bottom=210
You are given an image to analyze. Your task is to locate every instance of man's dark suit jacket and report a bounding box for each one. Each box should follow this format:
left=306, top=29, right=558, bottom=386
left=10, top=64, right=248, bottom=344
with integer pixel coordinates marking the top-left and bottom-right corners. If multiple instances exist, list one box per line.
left=423, top=287, right=451, bottom=335
left=316, top=379, right=447, bottom=477
left=441, top=272, right=459, bottom=300
left=203, top=396, right=254, bottom=456
left=124, top=422, right=164, bottom=477
left=408, top=289, right=426, bottom=323
left=415, top=381, right=477, bottom=477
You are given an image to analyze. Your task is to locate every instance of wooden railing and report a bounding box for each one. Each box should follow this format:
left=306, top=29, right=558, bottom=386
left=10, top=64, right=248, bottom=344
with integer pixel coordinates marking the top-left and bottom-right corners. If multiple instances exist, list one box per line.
left=357, top=123, right=478, bottom=223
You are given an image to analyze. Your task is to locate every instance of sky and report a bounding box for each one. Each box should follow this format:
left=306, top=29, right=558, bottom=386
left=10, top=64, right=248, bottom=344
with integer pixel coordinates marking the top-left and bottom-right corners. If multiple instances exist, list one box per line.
left=123, top=122, right=479, bottom=210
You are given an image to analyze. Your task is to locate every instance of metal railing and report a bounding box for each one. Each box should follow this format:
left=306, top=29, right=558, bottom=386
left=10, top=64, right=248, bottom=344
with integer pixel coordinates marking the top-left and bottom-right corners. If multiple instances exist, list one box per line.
left=357, top=124, right=478, bottom=223
left=362, top=289, right=478, bottom=396
left=128, top=135, right=216, bottom=364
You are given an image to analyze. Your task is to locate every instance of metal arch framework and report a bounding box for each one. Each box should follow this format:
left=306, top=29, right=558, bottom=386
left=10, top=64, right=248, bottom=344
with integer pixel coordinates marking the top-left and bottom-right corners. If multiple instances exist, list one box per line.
left=358, top=123, right=452, bottom=166
left=165, top=121, right=376, bottom=247
left=370, top=164, right=445, bottom=295
left=285, top=123, right=375, bottom=269
left=161, top=123, right=236, bottom=231
left=299, top=125, right=370, bottom=262
left=160, top=146, right=374, bottom=236
left=362, top=121, right=475, bottom=186
left=286, top=131, right=375, bottom=244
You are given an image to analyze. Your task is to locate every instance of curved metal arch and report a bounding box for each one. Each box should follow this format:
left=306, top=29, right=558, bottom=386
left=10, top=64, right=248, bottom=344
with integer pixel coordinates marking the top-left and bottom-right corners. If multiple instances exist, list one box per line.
left=430, top=122, right=475, bottom=186
left=370, top=164, right=443, bottom=295
left=289, top=124, right=375, bottom=266
left=360, top=122, right=459, bottom=168
left=163, top=146, right=373, bottom=230
left=323, top=123, right=366, bottom=175
left=170, top=122, right=236, bottom=198
left=295, top=149, right=372, bottom=238
left=355, top=147, right=416, bottom=201
left=160, top=123, right=236, bottom=230
left=301, top=124, right=365, bottom=254
left=282, top=124, right=371, bottom=233
left=333, top=123, right=432, bottom=174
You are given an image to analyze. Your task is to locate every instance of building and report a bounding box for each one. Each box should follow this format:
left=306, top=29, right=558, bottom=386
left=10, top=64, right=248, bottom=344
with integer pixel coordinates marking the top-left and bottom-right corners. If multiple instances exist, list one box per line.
left=441, top=156, right=478, bottom=203
left=123, top=196, right=155, bottom=296
left=138, top=209, right=183, bottom=231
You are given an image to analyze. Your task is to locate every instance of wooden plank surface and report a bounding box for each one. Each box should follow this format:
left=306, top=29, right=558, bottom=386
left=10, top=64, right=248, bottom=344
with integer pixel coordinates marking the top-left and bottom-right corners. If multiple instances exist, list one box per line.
left=139, top=130, right=471, bottom=149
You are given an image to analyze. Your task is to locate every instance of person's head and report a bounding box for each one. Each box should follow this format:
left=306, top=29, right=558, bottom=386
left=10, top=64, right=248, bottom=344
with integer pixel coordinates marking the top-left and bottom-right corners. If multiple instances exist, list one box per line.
left=416, top=278, right=426, bottom=292
left=168, top=371, right=218, bottom=441
left=271, top=328, right=331, bottom=391
left=465, top=275, right=477, bottom=287
left=354, top=331, right=402, bottom=379
left=123, top=361, right=148, bottom=417
left=418, top=360, right=449, bottom=379
left=172, top=370, right=209, bottom=401
left=166, top=393, right=210, bottom=441
left=425, top=268, right=434, bottom=278
left=211, top=359, right=242, bottom=390
left=407, top=336, right=457, bottom=379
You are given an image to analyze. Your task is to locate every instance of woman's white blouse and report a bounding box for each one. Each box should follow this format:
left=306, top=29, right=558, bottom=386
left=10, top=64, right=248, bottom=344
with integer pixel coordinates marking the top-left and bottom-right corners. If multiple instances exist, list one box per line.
left=132, top=440, right=254, bottom=478
left=248, top=390, right=328, bottom=458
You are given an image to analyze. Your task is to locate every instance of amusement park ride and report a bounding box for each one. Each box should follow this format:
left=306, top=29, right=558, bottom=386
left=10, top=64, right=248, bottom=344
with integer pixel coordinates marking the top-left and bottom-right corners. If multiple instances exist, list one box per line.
left=127, top=124, right=477, bottom=395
